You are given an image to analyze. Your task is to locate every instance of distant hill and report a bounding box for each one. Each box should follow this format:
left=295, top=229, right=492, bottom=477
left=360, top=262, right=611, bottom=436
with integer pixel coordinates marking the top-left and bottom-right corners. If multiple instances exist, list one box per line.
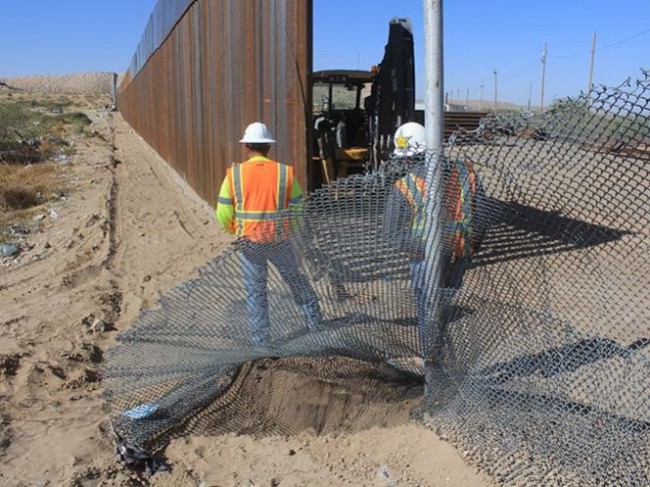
left=0, top=73, right=116, bottom=95
left=417, top=98, right=540, bottom=112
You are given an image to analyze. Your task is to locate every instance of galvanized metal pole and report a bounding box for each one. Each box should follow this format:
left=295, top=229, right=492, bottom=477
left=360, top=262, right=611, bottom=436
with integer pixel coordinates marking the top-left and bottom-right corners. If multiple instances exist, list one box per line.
left=540, top=42, right=547, bottom=111
left=422, top=0, right=445, bottom=405
left=423, top=0, right=444, bottom=150
left=588, top=32, right=597, bottom=93
left=493, top=68, right=498, bottom=112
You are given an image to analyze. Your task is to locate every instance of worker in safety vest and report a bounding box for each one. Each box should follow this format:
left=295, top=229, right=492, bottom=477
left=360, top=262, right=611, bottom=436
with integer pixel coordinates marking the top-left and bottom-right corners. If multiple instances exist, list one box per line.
left=216, top=122, right=322, bottom=346
left=384, top=122, right=484, bottom=368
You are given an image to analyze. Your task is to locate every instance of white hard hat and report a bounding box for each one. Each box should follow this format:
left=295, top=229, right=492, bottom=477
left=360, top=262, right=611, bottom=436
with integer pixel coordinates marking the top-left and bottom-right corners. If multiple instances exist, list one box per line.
left=239, top=122, right=276, bottom=144
left=393, top=122, right=427, bottom=156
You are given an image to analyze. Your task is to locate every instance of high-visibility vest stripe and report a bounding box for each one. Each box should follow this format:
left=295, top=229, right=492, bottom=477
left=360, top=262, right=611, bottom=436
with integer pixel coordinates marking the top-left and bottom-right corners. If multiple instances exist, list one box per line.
left=234, top=211, right=282, bottom=221
left=233, top=164, right=246, bottom=237
left=277, top=165, right=288, bottom=239
left=278, top=165, right=288, bottom=208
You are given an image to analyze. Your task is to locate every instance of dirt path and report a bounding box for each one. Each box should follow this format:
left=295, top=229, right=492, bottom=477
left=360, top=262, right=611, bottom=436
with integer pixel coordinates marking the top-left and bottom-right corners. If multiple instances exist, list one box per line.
left=0, top=107, right=225, bottom=486
left=0, top=107, right=492, bottom=487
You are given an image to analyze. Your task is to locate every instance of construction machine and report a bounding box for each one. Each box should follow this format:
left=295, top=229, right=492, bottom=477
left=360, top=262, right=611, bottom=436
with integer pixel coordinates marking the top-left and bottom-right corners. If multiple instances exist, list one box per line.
left=312, top=18, right=415, bottom=188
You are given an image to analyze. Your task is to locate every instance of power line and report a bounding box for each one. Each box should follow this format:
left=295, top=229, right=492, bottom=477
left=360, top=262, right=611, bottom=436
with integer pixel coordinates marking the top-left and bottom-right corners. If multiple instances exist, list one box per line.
left=453, top=27, right=650, bottom=105
left=550, top=27, right=650, bottom=59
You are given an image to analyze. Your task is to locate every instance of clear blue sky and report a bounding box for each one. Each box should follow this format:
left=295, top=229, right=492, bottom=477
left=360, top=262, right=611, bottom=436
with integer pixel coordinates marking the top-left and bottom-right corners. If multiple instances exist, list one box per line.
left=0, top=0, right=157, bottom=77
left=1, top=1, right=648, bottom=106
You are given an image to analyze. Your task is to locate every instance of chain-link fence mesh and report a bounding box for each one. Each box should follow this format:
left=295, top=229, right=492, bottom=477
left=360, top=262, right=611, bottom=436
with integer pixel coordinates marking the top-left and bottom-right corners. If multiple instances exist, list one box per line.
left=103, top=71, right=650, bottom=485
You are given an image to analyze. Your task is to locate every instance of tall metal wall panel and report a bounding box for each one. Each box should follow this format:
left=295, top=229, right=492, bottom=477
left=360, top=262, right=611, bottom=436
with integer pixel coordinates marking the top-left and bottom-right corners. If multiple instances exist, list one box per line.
left=118, top=0, right=312, bottom=204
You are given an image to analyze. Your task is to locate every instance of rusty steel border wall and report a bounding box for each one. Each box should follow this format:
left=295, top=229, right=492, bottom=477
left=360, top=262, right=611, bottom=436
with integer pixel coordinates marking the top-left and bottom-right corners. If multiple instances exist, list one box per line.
left=117, top=0, right=312, bottom=204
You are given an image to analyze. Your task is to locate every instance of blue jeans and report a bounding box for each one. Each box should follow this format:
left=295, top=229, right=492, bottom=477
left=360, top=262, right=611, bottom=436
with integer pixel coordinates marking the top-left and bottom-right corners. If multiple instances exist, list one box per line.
left=240, top=240, right=321, bottom=345
left=410, top=258, right=467, bottom=357
left=410, top=260, right=432, bottom=355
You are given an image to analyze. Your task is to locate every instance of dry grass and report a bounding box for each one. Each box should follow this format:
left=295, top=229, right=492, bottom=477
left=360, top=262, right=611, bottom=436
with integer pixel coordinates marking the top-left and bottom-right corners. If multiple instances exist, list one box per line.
left=0, top=162, right=65, bottom=237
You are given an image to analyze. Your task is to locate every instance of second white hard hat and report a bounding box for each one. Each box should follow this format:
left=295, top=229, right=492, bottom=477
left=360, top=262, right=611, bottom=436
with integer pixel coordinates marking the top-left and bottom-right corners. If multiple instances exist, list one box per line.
left=393, top=122, right=427, bottom=156
left=239, top=122, right=276, bottom=144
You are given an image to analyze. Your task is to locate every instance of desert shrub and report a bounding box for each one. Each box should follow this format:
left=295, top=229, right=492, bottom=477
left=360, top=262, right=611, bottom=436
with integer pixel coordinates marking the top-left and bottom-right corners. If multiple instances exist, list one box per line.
left=0, top=101, right=36, bottom=143
left=33, top=97, right=76, bottom=111
left=43, top=111, right=92, bottom=135
left=61, top=111, right=92, bottom=134
left=0, top=100, right=90, bottom=163
left=0, top=101, right=46, bottom=163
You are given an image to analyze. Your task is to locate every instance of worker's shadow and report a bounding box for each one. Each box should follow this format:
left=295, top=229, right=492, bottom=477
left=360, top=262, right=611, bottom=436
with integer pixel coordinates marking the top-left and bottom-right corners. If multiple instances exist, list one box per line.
left=473, top=336, right=650, bottom=432
left=477, top=336, right=649, bottom=386
left=470, top=198, right=632, bottom=268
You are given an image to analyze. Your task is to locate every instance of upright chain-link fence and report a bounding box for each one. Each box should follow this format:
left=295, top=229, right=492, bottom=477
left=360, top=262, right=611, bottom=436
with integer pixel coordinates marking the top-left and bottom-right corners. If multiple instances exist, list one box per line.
left=103, top=71, right=649, bottom=485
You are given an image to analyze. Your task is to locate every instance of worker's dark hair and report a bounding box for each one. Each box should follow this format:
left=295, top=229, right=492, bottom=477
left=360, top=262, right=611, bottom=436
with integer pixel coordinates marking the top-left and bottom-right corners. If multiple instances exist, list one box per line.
left=245, top=143, right=271, bottom=155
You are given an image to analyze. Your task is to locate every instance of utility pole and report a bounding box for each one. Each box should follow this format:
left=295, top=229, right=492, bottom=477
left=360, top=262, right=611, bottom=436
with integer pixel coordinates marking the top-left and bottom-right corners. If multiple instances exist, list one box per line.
left=527, top=81, right=532, bottom=111
left=479, top=79, right=484, bottom=111
left=465, top=88, right=469, bottom=109
left=588, top=32, right=597, bottom=93
left=456, top=88, right=460, bottom=104
left=422, top=0, right=445, bottom=407
left=540, top=42, right=547, bottom=111
left=422, top=0, right=444, bottom=198
left=493, top=68, right=498, bottom=112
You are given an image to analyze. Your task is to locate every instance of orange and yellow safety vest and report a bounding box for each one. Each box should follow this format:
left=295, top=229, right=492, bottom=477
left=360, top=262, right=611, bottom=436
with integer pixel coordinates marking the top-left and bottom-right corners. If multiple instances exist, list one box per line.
left=216, top=156, right=303, bottom=243
left=395, top=160, right=478, bottom=259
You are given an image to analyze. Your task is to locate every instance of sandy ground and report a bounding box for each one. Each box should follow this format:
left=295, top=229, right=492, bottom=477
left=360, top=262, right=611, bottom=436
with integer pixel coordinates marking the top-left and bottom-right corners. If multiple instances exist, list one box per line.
left=0, top=102, right=493, bottom=486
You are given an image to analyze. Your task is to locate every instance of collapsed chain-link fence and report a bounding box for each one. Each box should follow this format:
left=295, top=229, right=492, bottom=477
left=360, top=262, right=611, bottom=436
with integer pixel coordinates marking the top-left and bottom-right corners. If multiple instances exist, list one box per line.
left=103, top=71, right=650, bottom=485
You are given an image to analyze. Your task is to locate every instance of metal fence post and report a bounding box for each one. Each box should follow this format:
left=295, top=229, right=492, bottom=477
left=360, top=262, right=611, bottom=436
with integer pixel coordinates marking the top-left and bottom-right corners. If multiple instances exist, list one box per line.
left=422, top=0, right=445, bottom=408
